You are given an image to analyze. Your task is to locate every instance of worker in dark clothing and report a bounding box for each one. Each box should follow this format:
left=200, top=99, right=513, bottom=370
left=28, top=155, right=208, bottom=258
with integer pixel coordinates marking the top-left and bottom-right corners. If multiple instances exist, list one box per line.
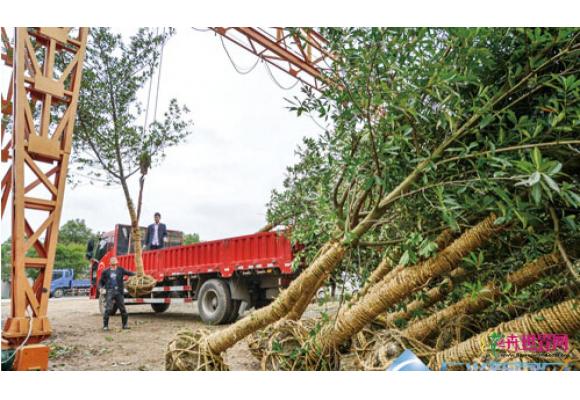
left=99, top=256, right=135, bottom=331
left=145, top=212, right=167, bottom=250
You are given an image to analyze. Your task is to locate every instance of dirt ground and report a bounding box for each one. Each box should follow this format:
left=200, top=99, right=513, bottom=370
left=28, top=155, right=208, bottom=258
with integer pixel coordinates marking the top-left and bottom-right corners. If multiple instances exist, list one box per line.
left=1, top=297, right=338, bottom=371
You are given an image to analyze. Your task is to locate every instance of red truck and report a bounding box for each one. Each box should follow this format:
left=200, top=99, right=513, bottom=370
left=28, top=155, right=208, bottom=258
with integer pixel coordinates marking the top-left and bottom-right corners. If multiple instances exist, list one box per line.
left=87, top=224, right=297, bottom=325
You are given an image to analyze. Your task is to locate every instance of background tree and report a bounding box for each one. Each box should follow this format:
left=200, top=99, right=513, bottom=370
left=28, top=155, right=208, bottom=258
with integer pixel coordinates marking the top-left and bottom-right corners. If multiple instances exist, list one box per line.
left=58, top=218, right=94, bottom=245
left=1, top=239, right=10, bottom=282
left=183, top=233, right=201, bottom=245
left=72, top=28, right=193, bottom=285
left=1, top=219, right=97, bottom=282
left=54, top=243, right=90, bottom=278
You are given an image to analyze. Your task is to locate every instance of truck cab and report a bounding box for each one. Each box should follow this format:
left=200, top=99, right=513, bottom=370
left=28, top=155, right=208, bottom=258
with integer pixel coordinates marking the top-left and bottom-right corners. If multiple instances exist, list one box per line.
left=50, top=269, right=91, bottom=298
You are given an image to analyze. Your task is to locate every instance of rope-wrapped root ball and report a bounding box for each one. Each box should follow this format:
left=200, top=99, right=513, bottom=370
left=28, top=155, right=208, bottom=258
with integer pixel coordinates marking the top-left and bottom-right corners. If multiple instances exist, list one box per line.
left=248, top=325, right=276, bottom=361
left=165, top=328, right=227, bottom=371
left=261, top=319, right=310, bottom=370
left=351, top=325, right=382, bottom=369
left=126, top=274, right=157, bottom=297
left=250, top=319, right=318, bottom=364
left=261, top=319, right=340, bottom=371
left=362, top=330, right=434, bottom=370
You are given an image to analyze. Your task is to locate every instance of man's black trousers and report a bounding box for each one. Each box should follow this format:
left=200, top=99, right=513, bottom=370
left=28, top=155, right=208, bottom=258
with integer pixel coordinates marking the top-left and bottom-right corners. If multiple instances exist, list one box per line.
left=103, top=289, right=128, bottom=327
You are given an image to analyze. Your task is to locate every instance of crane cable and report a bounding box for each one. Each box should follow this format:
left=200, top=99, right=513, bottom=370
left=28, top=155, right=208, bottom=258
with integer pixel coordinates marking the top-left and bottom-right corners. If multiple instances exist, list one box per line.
left=263, top=58, right=300, bottom=90
left=141, top=28, right=158, bottom=138
left=220, top=36, right=259, bottom=75
left=152, top=28, right=166, bottom=122
left=217, top=31, right=301, bottom=90
left=1, top=308, right=33, bottom=364
left=141, top=28, right=167, bottom=158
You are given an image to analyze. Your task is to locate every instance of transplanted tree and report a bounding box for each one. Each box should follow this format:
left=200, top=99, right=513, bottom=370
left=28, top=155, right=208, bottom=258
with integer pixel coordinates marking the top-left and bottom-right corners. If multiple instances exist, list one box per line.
left=72, top=28, right=193, bottom=294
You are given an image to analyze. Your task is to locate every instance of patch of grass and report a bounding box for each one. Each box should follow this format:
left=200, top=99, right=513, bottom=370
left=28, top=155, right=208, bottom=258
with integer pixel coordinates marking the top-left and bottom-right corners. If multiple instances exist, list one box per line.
left=49, top=343, right=77, bottom=359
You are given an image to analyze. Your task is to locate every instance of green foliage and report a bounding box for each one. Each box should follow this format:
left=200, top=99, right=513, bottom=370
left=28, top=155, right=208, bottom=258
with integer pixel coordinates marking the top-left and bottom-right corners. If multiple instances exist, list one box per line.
left=1, top=240, right=10, bottom=282
left=183, top=233, right=201, bottom=245
left=267, top=28, right=579, bottom=308
left=71, top=28, right=194, bottom=268
left=1, top=219, right=95, bottom=282
left=55, top=243, right=90, bottom=279
left=58, top=219, right=94, bottom=245
left=72, top=28, right=193, bottom=187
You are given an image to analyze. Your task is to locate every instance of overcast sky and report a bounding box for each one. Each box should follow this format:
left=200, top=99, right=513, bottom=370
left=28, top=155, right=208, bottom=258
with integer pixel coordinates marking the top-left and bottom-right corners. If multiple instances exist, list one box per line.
left=0, top=28, right=324, bottom=242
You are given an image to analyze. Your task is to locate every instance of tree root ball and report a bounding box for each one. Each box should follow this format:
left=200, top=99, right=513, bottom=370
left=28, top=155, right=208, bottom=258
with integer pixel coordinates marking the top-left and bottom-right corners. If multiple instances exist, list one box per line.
left=126, top=274, right=157, bottom=297
left=165, top=328, right=227, bottom=371
left=249, top=319, right=318, bottom=362
left=363, top=339, right=402, bottom=371
left=351, top=325, right=382, bottom=368
left=248, top=327, right=272, bottom=361
left=261, top=319, right=340, bottom=371
left=361, top=330, right=435, bottom=370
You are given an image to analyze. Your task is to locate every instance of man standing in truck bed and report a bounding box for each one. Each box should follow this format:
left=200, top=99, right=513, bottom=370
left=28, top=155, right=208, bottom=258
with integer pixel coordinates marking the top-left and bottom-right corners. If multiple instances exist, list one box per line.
left=99, top=256, right=135, bottom=331
left=145, top=212, right=167, bottom=250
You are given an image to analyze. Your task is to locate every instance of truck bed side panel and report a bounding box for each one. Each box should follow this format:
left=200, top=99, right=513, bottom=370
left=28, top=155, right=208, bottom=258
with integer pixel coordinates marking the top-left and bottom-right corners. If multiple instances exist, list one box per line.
left=115, top=231, right=294, bottom=282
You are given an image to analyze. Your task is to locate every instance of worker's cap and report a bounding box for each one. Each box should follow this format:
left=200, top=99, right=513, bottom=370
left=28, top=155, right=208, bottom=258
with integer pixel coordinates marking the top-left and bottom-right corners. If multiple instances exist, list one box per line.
left=110, top=256, right=118, bottom=264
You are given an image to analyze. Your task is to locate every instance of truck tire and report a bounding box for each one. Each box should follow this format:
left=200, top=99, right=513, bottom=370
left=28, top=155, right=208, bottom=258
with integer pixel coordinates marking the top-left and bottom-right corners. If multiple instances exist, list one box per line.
left=224, top=300, right=241, bottom=323
left=98, top=294, right=118, bottom=316
left=198, top=279, right=232, bottom=325
left=53, top=288, right=64, bottom=298
left=151, top=303, right=170, bottom=313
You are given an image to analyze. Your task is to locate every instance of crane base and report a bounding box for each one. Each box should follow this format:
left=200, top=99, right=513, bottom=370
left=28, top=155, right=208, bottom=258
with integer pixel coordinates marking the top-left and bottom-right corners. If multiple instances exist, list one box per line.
left=2, top=345, right=49, bottom=371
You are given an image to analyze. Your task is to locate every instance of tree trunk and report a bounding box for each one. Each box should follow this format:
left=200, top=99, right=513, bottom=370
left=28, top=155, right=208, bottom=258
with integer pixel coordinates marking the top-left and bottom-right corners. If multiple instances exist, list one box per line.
left=357, top=229, right=456, bottom=318
left=119, top=178, right=145, bottom=275
left=355, top=255, right=395, bottom=300
left=404, top=252, right=562, bottom=341
left=308, top=214, right=501, bottom=362
left=206, top=241, right=346, bottom=354
left=376, top=266, right=466, bottom=328
left=136, top=175, right=146, bottom=222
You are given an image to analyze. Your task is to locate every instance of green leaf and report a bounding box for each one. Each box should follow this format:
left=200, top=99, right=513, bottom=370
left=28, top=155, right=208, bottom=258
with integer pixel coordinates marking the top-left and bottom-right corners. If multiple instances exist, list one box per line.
left=479, top=115, right=494, bottom=129
left=400, top=250, right=410, bottom=266
left=541, top=173, right=560, bottom=194
left=531, top=184, right=542, bottom=205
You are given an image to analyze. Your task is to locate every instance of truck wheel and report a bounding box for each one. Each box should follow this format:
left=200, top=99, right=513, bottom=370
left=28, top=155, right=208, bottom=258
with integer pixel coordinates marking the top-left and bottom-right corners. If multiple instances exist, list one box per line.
left=198, top=279, right=232, bottom=325
left=98, top=295, right=118, bottom=315
left=224, top=300, right=241, bottom=323
left=53, top=288, right=64, bottom=298
left=151, top=303, right=170, bottom=313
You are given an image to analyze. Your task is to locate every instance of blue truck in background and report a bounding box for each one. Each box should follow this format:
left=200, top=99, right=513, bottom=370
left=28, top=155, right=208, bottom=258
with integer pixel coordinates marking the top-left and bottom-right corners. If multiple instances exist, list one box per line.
left=50, top=269, right=91, bottom=298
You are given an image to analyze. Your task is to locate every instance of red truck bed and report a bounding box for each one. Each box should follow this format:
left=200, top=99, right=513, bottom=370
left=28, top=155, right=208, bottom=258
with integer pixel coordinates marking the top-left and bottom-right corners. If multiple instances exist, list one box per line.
left=102, top=230, right=295, bottom=281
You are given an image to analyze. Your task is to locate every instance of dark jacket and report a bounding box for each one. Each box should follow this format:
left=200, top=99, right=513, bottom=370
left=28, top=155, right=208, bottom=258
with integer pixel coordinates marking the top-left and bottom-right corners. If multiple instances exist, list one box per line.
left=99, top=266, right=135, bottom=291
left=145, top=223, right=167, bottom=248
